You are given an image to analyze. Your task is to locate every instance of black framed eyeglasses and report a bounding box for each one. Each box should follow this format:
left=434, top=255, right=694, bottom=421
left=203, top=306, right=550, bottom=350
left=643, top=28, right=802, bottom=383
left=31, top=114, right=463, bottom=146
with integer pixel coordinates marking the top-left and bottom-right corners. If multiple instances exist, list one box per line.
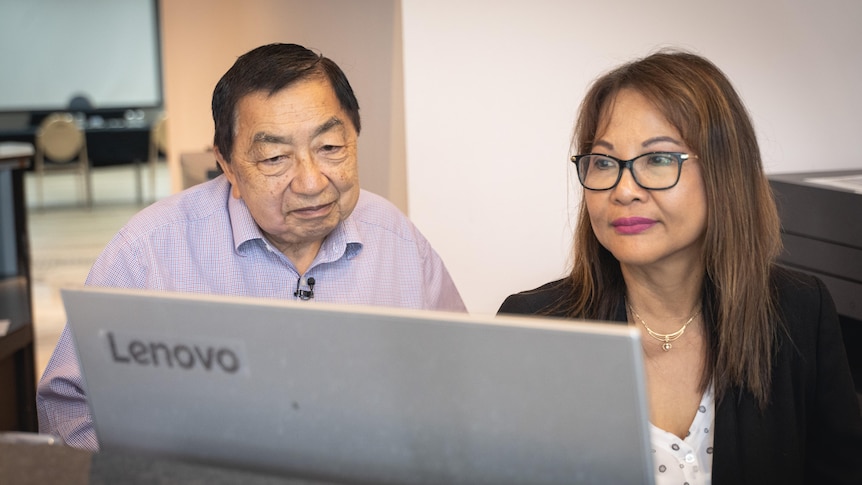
left=570, top=152, right=695, bottom=191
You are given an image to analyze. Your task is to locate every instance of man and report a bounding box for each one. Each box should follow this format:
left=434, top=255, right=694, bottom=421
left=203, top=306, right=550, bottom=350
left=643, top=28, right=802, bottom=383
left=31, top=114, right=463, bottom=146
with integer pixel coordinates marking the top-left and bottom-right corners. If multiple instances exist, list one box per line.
left=36, top=43, right=466, bottom=450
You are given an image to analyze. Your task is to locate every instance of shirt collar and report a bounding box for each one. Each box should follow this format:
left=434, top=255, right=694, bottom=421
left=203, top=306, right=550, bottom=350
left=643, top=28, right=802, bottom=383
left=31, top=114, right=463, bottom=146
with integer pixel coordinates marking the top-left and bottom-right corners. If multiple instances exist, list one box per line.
left=228, top=195, right=264, bottom=253
left=227, top=194, right=363, bottom=263
left=315, top=211, right=363, bottom=264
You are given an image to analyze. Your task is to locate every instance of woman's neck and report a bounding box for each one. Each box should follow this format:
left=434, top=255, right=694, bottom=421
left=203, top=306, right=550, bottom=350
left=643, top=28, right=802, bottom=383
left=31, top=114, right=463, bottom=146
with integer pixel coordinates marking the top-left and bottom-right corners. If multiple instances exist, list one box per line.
left=620, top=262, right=704, bottom=324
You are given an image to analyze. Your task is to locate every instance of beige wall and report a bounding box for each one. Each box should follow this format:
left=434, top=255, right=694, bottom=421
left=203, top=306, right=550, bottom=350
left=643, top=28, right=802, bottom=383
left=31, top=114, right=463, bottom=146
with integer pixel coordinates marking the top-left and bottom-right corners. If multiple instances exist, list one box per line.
left=158, top=0, right=406, bottom=211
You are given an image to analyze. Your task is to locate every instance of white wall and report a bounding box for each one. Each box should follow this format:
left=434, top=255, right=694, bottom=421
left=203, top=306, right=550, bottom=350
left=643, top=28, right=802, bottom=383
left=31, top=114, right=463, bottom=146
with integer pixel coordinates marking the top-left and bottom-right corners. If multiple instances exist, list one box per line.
left=401, top=0, right=862, bottom=314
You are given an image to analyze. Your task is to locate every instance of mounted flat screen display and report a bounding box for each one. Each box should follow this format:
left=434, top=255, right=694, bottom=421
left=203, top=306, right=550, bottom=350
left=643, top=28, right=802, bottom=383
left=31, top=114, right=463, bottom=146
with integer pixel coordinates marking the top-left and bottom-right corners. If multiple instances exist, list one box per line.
left=0, top=0, right=162, bottom=112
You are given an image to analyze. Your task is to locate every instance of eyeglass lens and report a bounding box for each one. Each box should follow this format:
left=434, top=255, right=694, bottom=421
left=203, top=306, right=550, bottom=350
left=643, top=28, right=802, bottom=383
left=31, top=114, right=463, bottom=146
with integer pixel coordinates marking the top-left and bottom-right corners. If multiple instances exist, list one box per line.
left=577, top=153, right=682, bottom=190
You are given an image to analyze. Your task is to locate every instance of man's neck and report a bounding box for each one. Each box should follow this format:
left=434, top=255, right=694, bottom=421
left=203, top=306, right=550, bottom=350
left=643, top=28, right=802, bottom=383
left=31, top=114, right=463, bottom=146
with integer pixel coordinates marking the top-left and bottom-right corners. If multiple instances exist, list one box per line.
left=265, top=235, right=323, bottom=275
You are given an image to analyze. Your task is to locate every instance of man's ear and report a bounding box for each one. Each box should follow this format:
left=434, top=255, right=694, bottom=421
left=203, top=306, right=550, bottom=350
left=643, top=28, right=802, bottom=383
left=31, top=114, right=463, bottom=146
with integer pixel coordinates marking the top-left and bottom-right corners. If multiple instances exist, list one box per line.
left=214, top=146, right=231, bottom=177
left=214, top=146, right=241, bottom=199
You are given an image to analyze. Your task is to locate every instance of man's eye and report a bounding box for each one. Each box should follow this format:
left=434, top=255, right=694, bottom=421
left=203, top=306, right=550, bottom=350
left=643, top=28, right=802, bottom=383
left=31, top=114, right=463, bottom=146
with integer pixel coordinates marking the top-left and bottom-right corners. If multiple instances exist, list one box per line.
left=261, top=155, right=286, bottom=164
left=255, top=154, right=291, bottom=176
left=318, top=144, right=347, bottom=160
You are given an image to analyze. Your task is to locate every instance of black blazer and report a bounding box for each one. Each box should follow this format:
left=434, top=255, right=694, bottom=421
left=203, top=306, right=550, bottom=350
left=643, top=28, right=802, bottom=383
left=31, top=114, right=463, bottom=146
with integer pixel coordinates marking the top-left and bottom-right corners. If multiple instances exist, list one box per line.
left=498, top=267, right=862, bottom=484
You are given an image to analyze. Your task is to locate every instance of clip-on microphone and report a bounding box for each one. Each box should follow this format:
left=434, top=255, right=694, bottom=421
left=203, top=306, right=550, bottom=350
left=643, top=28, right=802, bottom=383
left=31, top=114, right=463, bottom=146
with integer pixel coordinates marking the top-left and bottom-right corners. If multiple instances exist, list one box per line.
left=294, top=277, right=315, bottom=300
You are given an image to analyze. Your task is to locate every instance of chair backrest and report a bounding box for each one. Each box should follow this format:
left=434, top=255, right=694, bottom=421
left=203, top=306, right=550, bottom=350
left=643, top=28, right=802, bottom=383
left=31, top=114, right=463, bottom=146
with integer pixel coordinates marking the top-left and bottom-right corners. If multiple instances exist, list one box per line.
left=151, top=115, right=167, bottom=152
left=36, top=113, right=85, bottom=163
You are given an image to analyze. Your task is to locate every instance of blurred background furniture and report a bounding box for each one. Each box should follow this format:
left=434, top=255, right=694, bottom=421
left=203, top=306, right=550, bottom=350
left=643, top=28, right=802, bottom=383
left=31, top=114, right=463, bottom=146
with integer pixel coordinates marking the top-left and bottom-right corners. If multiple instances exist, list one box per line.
left=0, top=142, right=38, bottom=433
left=769, top=170, right=862, bottom=404
left=147, top=115, right=167, bottom=202
left=0, top=110, right=159, bottom=206
left=67, top=95, right=93, bottom=113
left=180, top=151, right=220, bottom=189
left=34, top=113, right=91, bottom=207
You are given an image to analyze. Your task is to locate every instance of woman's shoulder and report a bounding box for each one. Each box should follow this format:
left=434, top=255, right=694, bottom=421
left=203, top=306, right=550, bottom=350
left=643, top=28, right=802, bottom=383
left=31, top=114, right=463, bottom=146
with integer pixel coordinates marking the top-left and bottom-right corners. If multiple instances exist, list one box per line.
left=497, top=278, right=573, bottom=317
left=769, top=265, right=840, bottom=347
left=770, top=265, right=831, bottom=314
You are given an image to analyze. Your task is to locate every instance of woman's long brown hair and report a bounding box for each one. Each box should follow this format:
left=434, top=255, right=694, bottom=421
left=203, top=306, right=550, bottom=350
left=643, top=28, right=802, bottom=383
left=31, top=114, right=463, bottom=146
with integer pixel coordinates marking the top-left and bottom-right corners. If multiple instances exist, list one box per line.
left=562, top=50, right=782, bottom=409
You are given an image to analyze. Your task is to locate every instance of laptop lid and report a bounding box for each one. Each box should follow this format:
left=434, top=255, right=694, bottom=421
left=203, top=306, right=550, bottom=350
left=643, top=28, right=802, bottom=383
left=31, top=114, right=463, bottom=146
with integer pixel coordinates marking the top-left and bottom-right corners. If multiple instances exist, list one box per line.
left=62, top=286, right=654, bottom=484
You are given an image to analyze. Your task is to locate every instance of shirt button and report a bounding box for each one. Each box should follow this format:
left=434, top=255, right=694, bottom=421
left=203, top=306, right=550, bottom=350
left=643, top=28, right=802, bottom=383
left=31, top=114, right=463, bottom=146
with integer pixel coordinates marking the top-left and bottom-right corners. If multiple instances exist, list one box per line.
left=685, top=453, right=696, bottom=463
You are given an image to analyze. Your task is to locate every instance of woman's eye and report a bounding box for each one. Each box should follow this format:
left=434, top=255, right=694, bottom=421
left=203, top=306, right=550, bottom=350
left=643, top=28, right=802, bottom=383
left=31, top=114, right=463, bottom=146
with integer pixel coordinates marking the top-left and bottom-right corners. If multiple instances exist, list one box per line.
left=594, top=157, right=617, bottom=170
left=646, top=154, right=675, bottom=166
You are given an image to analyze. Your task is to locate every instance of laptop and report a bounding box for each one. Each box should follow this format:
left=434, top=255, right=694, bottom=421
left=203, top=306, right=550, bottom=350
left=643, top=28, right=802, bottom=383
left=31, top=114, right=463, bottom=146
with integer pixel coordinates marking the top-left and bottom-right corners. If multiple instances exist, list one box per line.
left=62, top=286, right=654, bottom=484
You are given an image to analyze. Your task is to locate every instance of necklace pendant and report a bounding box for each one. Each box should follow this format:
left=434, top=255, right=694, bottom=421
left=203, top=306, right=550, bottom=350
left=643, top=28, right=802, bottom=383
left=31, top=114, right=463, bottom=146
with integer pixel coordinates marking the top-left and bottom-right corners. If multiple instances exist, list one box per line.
left=628, top=303, right=701, bottom=354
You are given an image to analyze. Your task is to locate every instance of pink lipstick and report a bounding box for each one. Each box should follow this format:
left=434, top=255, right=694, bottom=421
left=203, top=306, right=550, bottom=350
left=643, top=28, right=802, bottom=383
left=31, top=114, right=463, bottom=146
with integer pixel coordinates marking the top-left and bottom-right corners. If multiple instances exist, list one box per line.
left=612, top=217, right=656, bottom=235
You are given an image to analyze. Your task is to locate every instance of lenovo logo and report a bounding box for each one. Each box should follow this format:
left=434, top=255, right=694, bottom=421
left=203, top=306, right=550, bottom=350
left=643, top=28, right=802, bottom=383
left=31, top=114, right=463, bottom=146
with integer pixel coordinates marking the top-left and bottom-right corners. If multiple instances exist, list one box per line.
left=106, top=331, right=242, bottom=374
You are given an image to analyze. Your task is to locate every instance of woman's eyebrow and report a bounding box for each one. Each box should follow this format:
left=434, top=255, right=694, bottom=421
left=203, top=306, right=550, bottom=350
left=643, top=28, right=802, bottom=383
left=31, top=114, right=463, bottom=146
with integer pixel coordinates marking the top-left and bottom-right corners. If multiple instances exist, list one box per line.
left=642, top=136, right=683, bottom=148
left=592, top=139, right=613, bottom=151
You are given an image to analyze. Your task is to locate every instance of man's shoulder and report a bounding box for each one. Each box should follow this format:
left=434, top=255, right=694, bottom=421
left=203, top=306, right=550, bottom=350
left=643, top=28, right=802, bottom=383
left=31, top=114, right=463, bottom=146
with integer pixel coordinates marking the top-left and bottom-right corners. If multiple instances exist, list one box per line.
left=120, top=176, right=230, bottom=238
left=350, top=190, right=420, bottom=241
left=353, top=189, right=404, bottom=218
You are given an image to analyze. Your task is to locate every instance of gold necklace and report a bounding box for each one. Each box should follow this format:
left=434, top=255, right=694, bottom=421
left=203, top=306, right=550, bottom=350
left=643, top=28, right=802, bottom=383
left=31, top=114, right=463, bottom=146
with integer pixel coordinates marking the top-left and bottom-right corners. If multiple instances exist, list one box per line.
left=628, top=304, right=701, bottom=352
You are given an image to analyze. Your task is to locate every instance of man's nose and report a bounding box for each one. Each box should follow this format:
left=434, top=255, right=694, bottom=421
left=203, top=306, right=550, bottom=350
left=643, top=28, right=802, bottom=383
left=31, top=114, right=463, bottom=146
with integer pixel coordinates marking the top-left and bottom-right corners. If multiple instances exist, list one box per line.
left=291, top=152, right=328, bottom=194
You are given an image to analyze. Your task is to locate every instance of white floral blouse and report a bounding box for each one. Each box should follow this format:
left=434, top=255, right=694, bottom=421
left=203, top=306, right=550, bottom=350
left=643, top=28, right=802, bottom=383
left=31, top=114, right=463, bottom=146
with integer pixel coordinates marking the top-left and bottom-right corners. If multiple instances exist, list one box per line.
left=650, top=383, right=715, bottom=485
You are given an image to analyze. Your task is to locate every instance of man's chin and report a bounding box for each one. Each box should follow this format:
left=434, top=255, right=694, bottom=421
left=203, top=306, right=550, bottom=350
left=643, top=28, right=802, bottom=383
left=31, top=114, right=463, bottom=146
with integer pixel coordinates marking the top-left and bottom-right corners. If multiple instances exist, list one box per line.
left=272, top=219, right=339, bottom=244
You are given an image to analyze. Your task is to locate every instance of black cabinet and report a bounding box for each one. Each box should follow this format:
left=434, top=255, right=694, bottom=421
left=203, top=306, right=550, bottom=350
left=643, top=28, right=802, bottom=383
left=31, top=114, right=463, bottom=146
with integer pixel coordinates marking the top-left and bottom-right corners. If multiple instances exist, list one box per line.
left=769, top=170, right=862, bottom=394
left=0, top=143, right=38, bottom=432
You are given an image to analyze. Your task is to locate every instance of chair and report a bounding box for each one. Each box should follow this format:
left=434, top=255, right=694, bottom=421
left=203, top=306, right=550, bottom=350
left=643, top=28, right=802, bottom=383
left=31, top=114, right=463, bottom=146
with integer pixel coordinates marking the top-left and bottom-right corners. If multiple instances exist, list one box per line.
left=146, top=115, right=167, bottom=201
left=34, top=113, right=92, bottom=207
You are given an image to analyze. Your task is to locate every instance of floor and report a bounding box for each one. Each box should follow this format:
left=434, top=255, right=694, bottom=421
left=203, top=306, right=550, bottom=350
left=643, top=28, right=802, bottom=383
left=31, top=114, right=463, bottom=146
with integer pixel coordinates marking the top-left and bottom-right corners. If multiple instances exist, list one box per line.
left=27, top=163, right=171, bottom=381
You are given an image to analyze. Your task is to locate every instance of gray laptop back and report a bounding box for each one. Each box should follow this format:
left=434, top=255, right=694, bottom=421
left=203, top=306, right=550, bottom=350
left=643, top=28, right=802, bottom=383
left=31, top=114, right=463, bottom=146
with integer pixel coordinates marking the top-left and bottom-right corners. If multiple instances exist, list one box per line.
left=62, top=286, right=654, bottom=484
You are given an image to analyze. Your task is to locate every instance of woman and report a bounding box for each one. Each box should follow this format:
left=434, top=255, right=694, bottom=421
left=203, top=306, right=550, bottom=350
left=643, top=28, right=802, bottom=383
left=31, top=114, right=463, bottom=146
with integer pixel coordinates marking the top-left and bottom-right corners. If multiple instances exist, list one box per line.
left=498, top=51, right=862, bottom=484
